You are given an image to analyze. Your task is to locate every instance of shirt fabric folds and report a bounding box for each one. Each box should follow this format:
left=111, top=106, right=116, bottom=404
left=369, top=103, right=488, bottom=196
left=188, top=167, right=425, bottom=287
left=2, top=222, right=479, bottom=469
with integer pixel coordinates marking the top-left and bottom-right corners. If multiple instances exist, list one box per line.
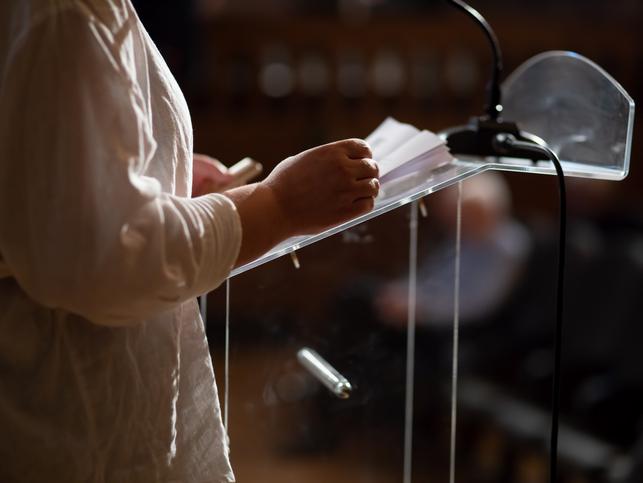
left=0, top=1, right=241, bottom=481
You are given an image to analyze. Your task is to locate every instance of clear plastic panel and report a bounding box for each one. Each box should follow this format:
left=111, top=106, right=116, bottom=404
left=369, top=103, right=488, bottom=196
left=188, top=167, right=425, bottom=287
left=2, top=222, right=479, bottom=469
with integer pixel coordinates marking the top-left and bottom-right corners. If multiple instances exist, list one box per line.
left=233, top=49, right=636, bottom=278
left=502, top=50, right=635, bottom=180
left=207, top=50, right=636, bottom=481
left=211, top=200, right=461, bottom=482
left=231, top=160, right=484, bottom=278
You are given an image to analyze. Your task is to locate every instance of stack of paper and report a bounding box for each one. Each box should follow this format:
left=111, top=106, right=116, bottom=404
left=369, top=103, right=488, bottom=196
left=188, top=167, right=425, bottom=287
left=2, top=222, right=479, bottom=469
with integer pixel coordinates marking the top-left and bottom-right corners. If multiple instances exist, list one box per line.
left=365, top=117, right=454, bottom=181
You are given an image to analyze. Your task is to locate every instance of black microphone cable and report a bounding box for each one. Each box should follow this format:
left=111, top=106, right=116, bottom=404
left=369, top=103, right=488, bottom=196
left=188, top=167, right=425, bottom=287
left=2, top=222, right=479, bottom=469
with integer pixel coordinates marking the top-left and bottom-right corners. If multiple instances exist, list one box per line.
left=440, top=2, right=568, bottom=479
left=494, top=133, right=567, bottom=483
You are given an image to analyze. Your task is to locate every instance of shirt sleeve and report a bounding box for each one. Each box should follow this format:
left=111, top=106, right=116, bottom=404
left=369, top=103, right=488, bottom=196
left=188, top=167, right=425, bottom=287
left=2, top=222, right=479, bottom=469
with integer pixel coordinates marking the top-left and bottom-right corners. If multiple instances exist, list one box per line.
left=0, top=7, right=241, bottom=326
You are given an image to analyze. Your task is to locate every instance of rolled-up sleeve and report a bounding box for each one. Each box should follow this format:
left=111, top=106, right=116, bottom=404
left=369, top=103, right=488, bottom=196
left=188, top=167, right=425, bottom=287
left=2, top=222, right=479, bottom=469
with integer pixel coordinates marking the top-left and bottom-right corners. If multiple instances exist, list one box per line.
left=0, top=8, right=241, bottom=326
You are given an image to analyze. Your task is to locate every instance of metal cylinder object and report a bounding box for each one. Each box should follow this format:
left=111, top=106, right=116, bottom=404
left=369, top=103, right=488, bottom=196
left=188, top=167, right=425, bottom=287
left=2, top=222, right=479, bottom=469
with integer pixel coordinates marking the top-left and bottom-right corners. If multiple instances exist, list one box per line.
left=296, top=347, right=352, bottom=399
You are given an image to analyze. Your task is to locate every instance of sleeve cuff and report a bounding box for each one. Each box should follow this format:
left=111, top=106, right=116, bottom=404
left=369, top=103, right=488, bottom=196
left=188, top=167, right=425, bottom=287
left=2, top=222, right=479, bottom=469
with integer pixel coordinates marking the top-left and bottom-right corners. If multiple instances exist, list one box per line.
left=190, top=193, right=242, bottom=295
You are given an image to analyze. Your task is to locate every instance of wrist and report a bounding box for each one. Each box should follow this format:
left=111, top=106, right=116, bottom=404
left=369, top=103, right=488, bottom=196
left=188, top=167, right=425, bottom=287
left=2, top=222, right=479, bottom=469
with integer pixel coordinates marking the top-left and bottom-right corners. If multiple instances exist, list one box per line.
left=254, top=181, right=293, bottom=241
left=223, top=182, right=292, bottom=262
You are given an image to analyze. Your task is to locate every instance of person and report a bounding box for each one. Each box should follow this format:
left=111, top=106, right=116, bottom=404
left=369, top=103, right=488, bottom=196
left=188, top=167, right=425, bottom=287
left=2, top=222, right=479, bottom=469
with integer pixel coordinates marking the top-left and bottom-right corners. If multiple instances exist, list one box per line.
left=0, top=1, right=379, bottom=481
left=376, top=172, right=531, bottom=328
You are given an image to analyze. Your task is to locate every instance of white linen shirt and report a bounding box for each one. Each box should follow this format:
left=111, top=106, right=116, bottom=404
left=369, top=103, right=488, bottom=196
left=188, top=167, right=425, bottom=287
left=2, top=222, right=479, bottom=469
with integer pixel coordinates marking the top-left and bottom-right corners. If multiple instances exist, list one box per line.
left=0, top=1, right=241, bottom=481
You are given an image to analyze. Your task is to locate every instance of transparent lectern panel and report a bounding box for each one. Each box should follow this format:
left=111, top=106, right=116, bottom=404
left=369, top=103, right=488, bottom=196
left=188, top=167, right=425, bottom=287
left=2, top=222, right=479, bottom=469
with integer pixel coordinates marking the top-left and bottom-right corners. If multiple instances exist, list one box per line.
left=233, top=52, right=637, bottom=280
left=502, top=50, right=635, bottom=180
left=210, top=201, right=459, bottom=482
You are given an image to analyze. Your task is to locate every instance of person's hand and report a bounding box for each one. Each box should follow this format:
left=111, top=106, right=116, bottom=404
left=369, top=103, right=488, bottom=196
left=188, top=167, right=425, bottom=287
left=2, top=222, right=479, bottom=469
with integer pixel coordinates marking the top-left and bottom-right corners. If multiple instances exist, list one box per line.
left=224, top=139, right=379, bottom=266
left=262, top=138, right=380, bottom=236
left=192, top=153, right=234, bottom=197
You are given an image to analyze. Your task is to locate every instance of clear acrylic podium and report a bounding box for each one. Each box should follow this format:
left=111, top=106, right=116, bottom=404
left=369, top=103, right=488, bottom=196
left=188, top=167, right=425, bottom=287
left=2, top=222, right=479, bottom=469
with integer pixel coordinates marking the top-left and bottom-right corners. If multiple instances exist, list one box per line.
left=209, top=52, right=634, bottom=482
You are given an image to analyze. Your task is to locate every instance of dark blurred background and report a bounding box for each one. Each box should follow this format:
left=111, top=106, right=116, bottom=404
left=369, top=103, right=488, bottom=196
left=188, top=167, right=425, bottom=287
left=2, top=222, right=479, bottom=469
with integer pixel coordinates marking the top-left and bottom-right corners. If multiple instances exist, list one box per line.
left=133, top=1, right=642, bottom=482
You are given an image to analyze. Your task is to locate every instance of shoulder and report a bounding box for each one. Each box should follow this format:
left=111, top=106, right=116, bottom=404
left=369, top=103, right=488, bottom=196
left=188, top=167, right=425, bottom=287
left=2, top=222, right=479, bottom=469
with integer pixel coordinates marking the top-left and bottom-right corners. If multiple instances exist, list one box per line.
left=3, top=0, right=142, bottom=87
left=8, top=0, right=135, bottom=46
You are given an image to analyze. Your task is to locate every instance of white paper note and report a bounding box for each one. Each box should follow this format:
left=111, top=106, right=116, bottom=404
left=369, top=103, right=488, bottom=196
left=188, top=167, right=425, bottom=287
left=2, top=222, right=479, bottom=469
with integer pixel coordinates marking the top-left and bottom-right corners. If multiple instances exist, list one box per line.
left=366, top=117, right=419, bottom=160
left=379, top=130, right=445, bottom=176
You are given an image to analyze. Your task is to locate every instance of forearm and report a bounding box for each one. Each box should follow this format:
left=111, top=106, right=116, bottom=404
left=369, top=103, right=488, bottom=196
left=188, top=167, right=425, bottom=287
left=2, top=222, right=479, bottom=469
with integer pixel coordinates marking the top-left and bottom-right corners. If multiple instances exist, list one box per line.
left=223, top=182, right=290, bottom=267
left=0, top=188, right=242, bottom=326
left=223, top=139, right=379, bottom=268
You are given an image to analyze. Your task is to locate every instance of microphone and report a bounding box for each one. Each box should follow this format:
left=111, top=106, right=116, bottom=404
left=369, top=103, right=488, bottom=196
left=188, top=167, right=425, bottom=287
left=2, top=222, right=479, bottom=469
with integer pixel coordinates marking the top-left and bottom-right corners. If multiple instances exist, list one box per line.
left=441, top=0, right=548, bottom=161
left=444, top=0, right=503, bottom=121
left=440, top=5, right=568, bottom=483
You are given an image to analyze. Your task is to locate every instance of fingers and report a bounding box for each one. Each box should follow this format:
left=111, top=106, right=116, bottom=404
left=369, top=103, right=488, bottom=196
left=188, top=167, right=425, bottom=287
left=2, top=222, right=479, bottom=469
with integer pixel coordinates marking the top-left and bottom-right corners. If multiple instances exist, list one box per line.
left=194, top=154, right=226, bottom=171
left=343, top=178, right=378, bottom=220
left=352, top=178, right=380, bottom=199
left=349, top=196, right=376, bottom=217
left=347, top=157, right=379, bottom=180
left=192, top=154, right=235, bottom=197
left=334, top=138, right=373, bottom=159
left=211, top=158, right=229, bottom=173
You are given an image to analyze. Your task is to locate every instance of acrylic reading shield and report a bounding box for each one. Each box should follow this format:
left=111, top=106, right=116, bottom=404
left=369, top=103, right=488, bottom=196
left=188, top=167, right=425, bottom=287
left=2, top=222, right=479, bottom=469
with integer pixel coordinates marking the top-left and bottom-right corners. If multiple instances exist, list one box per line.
left=232, top=52, right=634, bottom=278
left=502, top=50, right=634, bottom=180
left=221, top=51, right=635, bottom=481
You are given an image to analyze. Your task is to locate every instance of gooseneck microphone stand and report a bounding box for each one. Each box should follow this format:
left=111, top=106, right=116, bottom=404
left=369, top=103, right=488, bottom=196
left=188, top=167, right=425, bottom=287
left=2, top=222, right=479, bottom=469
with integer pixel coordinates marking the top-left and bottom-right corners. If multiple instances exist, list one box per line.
left=441, top=2, right=567, bottom=482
